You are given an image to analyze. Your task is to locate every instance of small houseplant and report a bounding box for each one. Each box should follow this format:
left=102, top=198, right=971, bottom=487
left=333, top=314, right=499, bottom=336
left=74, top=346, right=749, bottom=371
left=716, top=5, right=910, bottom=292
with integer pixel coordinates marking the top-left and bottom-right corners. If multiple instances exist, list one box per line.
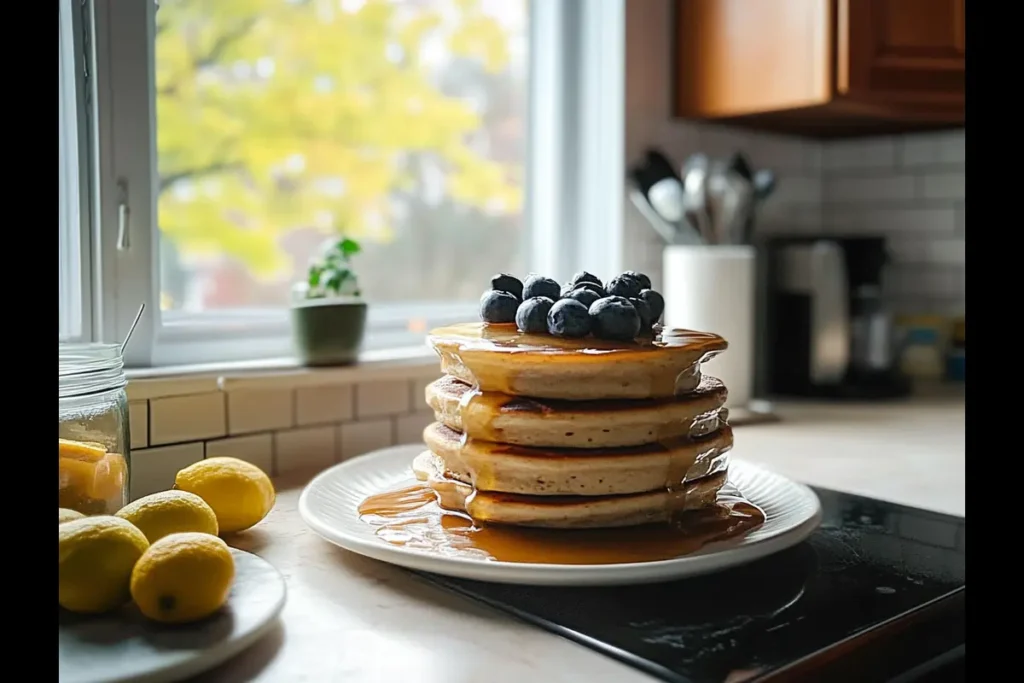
left=289, top=237, right=368, bottom=366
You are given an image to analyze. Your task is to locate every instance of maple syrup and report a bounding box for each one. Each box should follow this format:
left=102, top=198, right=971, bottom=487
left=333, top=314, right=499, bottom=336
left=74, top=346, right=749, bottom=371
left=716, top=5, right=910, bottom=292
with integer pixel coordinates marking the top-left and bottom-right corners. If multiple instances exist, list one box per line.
left=357, top=482, right=765, bottom=565
left=427, top=323, right=727, bottom=400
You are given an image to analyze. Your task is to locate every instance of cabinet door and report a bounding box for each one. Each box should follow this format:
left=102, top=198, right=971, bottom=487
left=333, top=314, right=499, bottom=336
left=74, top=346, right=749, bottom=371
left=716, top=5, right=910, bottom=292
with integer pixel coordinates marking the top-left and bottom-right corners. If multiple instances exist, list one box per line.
left=675, top=0, right=834, bottom=118
left=838, top=0, right=965, bottom=107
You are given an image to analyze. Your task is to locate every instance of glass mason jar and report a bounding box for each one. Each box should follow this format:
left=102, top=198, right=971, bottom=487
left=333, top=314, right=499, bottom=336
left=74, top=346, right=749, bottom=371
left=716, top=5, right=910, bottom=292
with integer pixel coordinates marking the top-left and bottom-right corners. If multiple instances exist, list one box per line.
left=59, top=344, right=131, bottom=515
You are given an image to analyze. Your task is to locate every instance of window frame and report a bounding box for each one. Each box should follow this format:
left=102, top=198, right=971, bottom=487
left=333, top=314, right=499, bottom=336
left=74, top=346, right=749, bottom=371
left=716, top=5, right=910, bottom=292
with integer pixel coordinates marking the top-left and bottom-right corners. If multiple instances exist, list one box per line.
left=59, top=0, right=96, bottom=344
left=83, top=0, right=625, bottom=368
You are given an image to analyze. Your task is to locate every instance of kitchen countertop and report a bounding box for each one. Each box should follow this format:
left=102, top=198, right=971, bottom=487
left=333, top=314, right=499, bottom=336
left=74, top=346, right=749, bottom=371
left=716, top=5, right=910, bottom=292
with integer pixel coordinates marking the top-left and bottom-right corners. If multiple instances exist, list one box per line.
left=196, top=394, right=965, bottom=683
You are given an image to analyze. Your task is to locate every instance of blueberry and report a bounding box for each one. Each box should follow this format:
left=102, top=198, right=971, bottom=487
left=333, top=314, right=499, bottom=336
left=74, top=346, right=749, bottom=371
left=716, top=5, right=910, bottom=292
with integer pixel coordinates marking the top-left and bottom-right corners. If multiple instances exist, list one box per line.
left=490, top=273, right=523, bottom=300
left=479, top=290, right=519, bottom=324
left=630, top=297, right=654, bottom=333
left=515, top=296, right=554, bottom=333
left=547, top=299, right=592, bottom=338
left=566, top=287, right=601, bottom=309
left=606, top=274, right=642, bottom=299
left=588, top=296, right=641, bottom=341
left=623, top=271, right=652, bottom=290
left=639, top=289, right=665, bottom=323
left=569, top=271, right=603, bottom=289
left=522, top=275, right=561, bottom=301
left=573, top=281, right=607, bottom=297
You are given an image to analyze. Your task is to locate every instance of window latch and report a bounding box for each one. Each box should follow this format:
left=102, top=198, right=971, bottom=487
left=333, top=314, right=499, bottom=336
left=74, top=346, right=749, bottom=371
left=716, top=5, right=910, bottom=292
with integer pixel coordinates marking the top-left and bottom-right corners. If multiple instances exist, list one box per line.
left=116, top=179, right=131, bottom=252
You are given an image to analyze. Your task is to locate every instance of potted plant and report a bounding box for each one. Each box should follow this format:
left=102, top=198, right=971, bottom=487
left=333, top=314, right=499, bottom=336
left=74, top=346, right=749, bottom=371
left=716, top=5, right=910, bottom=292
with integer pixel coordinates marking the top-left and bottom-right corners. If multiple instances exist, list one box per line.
left=290, top=237, right=368, bottom=366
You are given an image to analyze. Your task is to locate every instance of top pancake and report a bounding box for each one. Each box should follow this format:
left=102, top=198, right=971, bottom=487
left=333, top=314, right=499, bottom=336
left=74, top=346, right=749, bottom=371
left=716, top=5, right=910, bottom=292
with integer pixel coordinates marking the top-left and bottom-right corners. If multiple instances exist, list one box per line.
left=427, top=322, right=727, bottom=400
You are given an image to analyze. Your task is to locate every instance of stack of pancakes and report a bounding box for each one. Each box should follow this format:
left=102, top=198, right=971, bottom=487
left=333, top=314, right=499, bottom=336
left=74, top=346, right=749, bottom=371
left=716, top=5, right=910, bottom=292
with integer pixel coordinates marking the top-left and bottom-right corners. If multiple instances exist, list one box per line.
left=415, top=323, right=732, bottom=529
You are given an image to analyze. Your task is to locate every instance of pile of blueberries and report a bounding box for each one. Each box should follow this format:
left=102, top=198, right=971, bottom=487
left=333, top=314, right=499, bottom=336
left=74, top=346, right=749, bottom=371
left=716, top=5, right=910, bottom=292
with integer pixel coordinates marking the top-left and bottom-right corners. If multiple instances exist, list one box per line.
left=479, top=271, right=666, bottom=341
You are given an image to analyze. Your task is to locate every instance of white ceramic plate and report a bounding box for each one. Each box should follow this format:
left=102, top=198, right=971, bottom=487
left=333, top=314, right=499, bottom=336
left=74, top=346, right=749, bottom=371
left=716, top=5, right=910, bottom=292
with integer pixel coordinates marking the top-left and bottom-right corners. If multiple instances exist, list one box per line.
left=299, top=445, right=822, bottom=586
left=59, top=549, right=287, bottom=683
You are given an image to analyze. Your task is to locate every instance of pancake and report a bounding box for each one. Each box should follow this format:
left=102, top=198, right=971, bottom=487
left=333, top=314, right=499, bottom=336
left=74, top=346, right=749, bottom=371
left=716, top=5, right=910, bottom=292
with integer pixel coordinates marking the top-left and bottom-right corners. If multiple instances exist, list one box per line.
left=422, top=421, right=733, bottom=496
left=426, top=374, right=729, bottom=448
left=427, top=322, right=727, bottom=400
left=412, top=450, right=727, bottom=529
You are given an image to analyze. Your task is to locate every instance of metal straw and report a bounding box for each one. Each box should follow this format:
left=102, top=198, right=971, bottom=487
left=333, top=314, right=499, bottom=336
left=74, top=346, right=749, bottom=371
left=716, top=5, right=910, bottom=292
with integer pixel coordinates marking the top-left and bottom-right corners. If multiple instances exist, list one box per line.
left=120, top=303, right=146, bottom=355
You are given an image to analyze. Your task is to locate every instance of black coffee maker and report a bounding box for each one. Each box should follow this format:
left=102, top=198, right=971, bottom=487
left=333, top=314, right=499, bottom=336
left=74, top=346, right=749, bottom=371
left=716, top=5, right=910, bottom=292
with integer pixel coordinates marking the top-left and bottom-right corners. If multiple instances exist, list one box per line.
left=756, top=235, right=912, bottom=400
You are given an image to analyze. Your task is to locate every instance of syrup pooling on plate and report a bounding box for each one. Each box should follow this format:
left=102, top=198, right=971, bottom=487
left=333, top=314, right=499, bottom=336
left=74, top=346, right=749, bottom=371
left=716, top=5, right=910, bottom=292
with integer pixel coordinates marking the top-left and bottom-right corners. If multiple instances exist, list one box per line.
left=428, top=323, right=727, bottom=400
left=357, top=481, right=765, bottom=565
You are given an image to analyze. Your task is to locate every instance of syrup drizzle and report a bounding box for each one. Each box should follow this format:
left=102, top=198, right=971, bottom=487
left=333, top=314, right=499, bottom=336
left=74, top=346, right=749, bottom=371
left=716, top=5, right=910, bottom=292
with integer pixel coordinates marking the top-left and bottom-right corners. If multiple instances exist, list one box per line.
left=427, top=323, right=727, bottom=400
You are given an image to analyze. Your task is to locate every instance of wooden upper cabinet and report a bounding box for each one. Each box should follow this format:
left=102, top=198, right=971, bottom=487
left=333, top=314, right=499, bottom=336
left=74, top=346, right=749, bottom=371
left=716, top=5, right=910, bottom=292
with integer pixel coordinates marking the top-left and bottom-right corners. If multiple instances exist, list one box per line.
left=674, top=0, right=965, bottom=137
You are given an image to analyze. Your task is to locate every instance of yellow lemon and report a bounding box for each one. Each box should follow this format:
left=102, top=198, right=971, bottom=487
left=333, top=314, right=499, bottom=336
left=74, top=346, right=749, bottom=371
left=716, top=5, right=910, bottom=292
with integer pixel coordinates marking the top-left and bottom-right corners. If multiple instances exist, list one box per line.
left=174, top=458, right=275, bottom=534
left=116, top=490, right=219, bottom=543
left=130, top=532, right=235, bottom=624
left=59, top=516, right=150, bottom=614
left=59, top=508, right=85, bottom=524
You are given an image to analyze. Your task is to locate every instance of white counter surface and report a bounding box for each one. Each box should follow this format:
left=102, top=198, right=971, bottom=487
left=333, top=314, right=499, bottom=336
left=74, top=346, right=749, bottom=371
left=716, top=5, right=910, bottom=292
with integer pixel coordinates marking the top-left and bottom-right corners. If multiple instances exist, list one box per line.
left=195, top=395, right=966, bottom=683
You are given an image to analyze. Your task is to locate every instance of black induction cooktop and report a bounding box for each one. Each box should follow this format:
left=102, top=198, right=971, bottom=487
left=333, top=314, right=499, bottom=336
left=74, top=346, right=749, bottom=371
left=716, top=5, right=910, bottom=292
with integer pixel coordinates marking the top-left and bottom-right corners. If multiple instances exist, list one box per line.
left=417, top=486, right=965, bottom=683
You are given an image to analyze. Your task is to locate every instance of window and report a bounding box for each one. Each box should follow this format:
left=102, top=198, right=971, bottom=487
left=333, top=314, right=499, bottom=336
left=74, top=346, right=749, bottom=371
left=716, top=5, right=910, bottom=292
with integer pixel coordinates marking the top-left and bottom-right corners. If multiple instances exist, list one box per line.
left=59, top=0, right=93, bottom=344
left=74, top=0, right=624, bottom=367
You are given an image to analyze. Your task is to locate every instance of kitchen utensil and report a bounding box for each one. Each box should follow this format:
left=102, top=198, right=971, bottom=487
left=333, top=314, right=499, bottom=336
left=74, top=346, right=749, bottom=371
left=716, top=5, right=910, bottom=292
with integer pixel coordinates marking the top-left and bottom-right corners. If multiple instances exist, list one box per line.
left=682, top=154, right=715, bottom=243
left=627, top=150, right=703, bottom=244
left=120, top=303, right=146, bottom=355
left=298, top=444, right=822, bottom=586
left=752, top=169, right=776, bottom=200
left=725, top=151, right=755, bottom=182
left=731, top=169, right=777, bottom=245
left=627, top=188, right=694, bottom=244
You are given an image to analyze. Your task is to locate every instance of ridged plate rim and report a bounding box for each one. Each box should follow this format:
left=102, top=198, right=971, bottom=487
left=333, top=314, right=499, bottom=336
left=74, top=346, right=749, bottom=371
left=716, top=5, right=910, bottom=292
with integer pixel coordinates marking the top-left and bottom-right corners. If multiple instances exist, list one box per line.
left=299, top=445, right=822, bottom=586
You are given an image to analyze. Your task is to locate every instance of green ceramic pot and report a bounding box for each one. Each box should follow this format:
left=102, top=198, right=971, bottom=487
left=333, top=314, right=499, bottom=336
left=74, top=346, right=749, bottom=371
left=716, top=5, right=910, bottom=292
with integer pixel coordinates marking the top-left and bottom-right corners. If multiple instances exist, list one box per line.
left=289, top=298, right=368, bottom=367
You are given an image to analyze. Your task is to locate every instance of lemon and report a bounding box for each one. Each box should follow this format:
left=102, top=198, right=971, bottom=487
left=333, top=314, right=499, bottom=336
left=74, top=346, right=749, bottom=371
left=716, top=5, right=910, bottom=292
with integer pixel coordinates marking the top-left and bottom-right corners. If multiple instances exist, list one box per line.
left=130, top=532, right=235, bottom=624
left=59, top=516, right=150, bottom=614
left=116, top=490, right=219, bottom=543
left=59, top=508, right=85, bottom=524
left=174, top=458, right=275, bottom=534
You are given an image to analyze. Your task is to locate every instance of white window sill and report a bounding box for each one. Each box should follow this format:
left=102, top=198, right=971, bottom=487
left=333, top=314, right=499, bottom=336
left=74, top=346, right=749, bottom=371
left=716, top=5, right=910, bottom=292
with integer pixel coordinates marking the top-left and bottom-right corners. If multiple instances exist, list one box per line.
left=125, top=346, right=440, bottom=401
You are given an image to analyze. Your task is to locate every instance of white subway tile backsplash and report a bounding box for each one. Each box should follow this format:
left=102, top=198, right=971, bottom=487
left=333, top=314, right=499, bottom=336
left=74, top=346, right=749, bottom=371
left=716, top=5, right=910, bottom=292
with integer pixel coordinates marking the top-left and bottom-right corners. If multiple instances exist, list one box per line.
left=205, top=433, right=274, bottom=474
left=274, top=426, right=337, bottom=474
left=296, top=385, right=354, bottom=426
left=919, top=170, right=965, bottom=201
left=339, top=419, right=395, bottom=460
left=396, top=411, right=434, bottom=445
left=130, top=442, right=205, bottom=501
left=150, top=393, right=226, bottom=446
left=411, top=376, right=441, bottom=412
left=898, top=130, right=965, bottom=166
left=824, top=137, right=897, bottom=170
left=356, top=380, right=411, bottom=418
left=825, top=174, right=916, bottom=203
left=746, top=133, right=811, bottom=171
left=887, top=265, right=964, bottom=298
left=819, top=127, right=964, bottom=312
left=888, top=237, right=965, bottom=266
left=227, top=389, right=294, bottom=435
left=129, top=400, right=148, bottom=449
left=803, top=143, right=823, bottom=171
left=772, top=174, right=821, bottom=205
left=828, top=208, right=956, bottom=234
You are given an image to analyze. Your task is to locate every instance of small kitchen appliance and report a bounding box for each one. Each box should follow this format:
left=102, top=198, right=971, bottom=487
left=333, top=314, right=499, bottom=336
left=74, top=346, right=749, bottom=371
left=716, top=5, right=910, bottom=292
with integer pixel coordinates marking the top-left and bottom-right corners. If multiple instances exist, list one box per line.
left=756, top=235, right=912, bottom=399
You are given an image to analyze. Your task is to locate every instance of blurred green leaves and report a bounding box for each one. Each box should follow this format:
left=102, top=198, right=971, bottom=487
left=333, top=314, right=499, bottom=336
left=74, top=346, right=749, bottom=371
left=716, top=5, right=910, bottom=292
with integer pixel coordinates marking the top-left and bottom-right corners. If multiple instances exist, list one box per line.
left=156, top=0, right=522, bottom=280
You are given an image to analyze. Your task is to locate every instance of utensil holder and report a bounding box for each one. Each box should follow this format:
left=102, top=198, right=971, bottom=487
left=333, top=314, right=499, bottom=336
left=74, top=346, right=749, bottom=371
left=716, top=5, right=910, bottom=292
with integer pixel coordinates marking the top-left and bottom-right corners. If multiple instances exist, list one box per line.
left=662, top=245, right=756, bottom=408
